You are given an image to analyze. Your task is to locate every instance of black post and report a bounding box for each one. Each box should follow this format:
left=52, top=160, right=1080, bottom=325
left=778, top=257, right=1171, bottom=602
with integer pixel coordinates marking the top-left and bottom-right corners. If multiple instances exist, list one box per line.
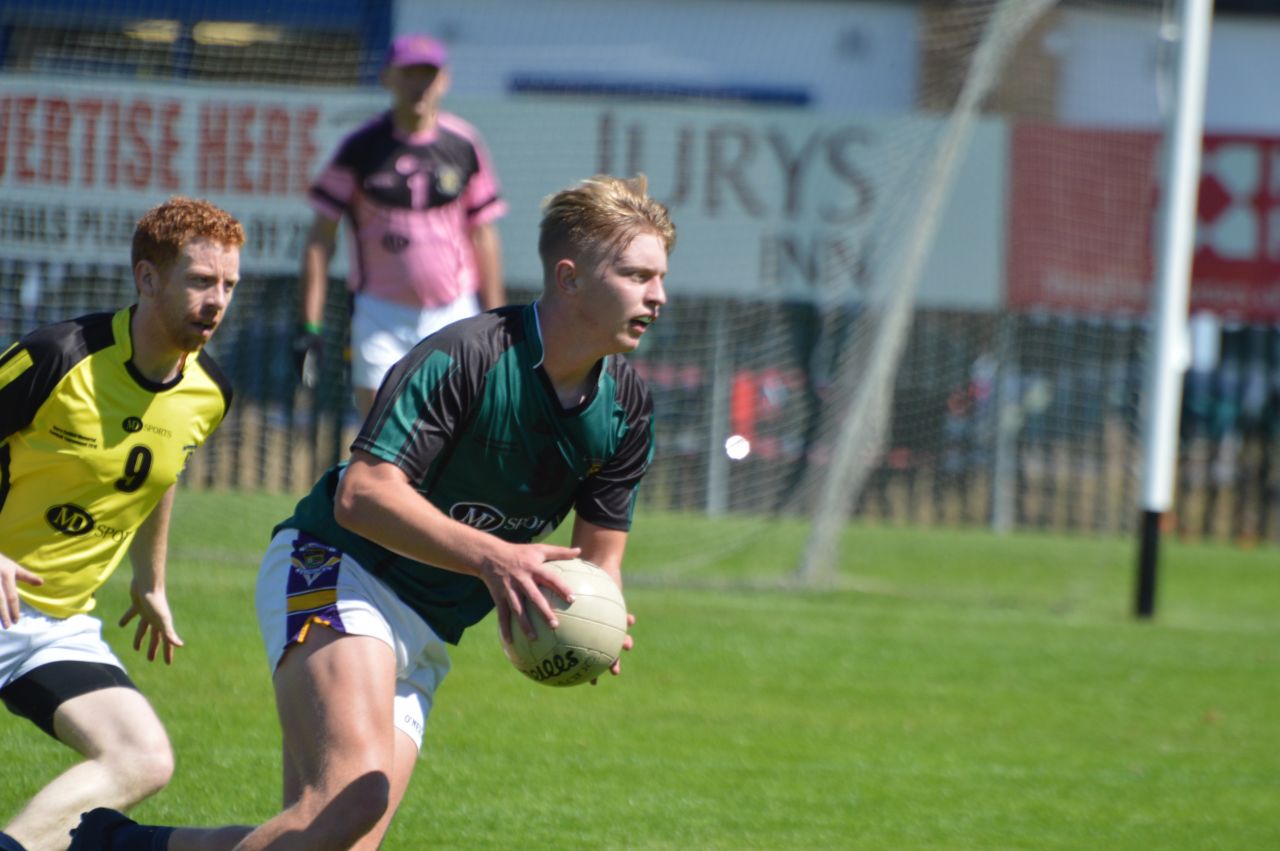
left=1135, top=509, right=1161, bottom=618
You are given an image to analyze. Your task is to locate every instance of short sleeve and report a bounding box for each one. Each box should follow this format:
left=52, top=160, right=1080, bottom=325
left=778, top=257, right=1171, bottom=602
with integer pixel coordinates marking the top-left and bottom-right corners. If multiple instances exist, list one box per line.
left=460, top=130, right=507, bottom=229
left=573, top=386, right=655, bottom=531
left=0, top=329, right=80, bottom=442
left=352, top=342, right=480, bottom=484
left=307, top=157, right=357, bottom=221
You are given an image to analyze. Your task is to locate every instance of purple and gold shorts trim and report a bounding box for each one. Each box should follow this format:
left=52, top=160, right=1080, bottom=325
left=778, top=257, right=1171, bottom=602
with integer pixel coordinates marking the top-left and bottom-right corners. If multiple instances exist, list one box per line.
left=285, top=532, right=346, bottom=646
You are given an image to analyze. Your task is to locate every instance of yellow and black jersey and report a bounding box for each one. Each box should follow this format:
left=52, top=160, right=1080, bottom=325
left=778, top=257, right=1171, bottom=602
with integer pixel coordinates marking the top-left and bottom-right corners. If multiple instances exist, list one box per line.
left=0, top=307, right=232, bottom=618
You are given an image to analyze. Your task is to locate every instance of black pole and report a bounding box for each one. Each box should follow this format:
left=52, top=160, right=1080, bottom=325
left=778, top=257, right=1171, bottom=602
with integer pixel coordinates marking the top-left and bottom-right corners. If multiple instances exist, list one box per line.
left=1135, top=509, right=1161, bottom=618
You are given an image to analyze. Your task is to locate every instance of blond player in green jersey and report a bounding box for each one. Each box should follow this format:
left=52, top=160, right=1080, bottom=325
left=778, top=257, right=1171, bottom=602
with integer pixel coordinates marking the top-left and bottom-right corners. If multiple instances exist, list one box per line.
left=71, top=174, right=672, bottom=851
left=0, top=197, right=243, bottom=851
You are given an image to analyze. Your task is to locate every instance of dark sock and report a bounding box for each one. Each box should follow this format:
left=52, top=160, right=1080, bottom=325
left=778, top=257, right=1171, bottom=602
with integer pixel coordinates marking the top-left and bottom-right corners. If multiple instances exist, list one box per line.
left=108, top=825, right=176, bottom=851
left=0, top=830, right=29, bottom=851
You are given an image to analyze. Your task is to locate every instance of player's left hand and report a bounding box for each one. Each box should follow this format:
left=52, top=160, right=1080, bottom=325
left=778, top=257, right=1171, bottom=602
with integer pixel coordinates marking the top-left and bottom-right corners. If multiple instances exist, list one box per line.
left=591, top=612, right=636, bottom=685
left=119, top=582, right=185, bottom=664
left=292, top=324, right=325, bottom=389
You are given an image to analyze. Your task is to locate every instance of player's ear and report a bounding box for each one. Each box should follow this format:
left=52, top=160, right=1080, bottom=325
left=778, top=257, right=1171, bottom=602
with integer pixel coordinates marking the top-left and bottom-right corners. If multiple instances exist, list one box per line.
left=555, top=259, right=578, bottom=294
left=134, top=260, right=160, bottom=297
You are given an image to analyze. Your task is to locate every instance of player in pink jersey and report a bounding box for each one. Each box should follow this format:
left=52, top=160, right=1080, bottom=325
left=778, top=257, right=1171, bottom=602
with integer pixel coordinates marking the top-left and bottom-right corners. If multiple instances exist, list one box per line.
left=295, top=33, right=508, bottom=417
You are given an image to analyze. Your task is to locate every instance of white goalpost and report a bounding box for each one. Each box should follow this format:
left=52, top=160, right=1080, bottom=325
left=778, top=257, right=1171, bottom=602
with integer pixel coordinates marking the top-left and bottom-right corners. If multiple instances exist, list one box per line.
left=1135, top=0, right=1214, bottom=617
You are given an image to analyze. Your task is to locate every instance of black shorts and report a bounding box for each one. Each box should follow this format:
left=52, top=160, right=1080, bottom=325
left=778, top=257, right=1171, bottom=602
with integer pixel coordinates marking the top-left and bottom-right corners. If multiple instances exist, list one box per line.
left=0, top=661, right=137, bottom=739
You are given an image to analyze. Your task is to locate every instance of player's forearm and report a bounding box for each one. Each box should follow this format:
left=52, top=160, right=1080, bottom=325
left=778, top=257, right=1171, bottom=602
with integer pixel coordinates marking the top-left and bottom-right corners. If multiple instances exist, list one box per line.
left=477, top=274, right=505, bottom=311
left=334, top=464, right=507, bottom=577
left=299, top=215, right=338, bottom=326
left=471, top=224, right=506, bottom=310
left=299, top=243, right=331, bottom=327
left=570, top=522, right=628, bottom=589
left=130, top=487, right=175, bottom=591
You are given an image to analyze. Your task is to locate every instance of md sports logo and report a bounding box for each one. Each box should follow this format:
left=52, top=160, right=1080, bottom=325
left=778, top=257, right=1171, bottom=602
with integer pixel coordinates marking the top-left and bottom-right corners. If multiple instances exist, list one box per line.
left=450, top=502, right=505, bottom=532
left=46, top=503, right=95, bottom=536
left=450, top=502, right=546, bottom=534
left=122, top=417, right=143, bottom=433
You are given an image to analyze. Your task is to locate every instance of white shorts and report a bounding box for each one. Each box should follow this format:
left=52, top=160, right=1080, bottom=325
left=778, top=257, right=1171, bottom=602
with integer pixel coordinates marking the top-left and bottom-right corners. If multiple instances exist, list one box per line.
left=255, top=529, right=451, bottom=752
left=0, top=602, right=125, bottom=689
left=350, top=291, right=480, bottom=390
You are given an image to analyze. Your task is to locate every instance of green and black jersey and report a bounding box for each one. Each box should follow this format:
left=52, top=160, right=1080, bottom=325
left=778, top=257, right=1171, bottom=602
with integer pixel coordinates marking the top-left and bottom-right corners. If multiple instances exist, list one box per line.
left=0, top=307, right=232, bottom=617
left=280, top=303, right=655, bottom=644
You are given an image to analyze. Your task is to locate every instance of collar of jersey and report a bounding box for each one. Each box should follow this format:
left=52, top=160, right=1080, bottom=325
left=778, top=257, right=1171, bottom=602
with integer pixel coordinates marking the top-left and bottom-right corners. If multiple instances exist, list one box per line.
left=389, top=110, right=442, bottom=146
left=526, top=301, right=607, bottom=413
left=527, top=301, right=547, bottom=368
left=530, top=300, right=601, bottom=375
left=117, top=306, right=186, bottom=393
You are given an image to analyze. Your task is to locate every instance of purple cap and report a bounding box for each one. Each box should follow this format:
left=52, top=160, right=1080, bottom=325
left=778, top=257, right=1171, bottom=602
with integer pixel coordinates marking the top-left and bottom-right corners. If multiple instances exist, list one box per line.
left=384, top=34, right=448, bottom=69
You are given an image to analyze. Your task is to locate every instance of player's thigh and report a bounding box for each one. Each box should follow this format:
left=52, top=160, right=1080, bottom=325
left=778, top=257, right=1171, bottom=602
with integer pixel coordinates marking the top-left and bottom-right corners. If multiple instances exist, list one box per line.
left=388, top=727, right=418, bottom=810
left=282, top=745, right=302, bottom=808
left=272, top=625, right=398, bottom=787
left=53, top=683, right=169, bottom=759
left=353, top=727, right=420, bottom=851
left=277, top=724, right=411, bottom=816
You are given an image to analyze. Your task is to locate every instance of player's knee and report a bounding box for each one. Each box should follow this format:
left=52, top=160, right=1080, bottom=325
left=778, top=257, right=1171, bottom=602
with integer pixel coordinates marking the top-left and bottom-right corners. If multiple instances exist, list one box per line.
left=140, top=740, right=176, bottom=794
left=107, top=733, right=175, bottom=799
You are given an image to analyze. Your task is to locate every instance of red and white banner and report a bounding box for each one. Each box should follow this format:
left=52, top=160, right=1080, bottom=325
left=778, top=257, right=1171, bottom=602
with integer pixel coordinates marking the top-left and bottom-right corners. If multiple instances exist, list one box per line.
left=1193, top=135, right=1280, bottom=320
left=1006, top=124, right=1159, bottom=316
left=1008, top=125, right=1280, bottom=322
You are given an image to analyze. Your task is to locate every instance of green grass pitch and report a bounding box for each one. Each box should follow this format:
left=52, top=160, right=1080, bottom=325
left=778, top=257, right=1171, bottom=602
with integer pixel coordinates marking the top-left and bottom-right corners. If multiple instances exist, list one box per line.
left=2, top=489, right=1277, bottom=849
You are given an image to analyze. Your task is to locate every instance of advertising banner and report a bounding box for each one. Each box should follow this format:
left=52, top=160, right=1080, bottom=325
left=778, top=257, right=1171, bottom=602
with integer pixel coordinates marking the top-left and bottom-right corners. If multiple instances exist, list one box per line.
left=1008, top=125, right=1280, bottom=322
left=0, top=75, right=1005, bottom=307
left=1193, top=135, right=1280, bottom=320
left=0, top=76, right=363, bottom=273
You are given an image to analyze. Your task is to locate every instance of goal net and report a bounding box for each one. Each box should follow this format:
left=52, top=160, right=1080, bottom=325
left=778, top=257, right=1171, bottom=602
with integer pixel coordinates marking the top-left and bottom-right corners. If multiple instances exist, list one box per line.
left=4, top=0, right=1249, bottom=576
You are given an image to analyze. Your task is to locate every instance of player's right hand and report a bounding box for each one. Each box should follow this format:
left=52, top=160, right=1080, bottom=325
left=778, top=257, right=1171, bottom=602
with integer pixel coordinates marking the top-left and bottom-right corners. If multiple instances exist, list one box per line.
left=482, top=544, right=581, bottom=645
left=292, top=324, right=325, bottom=389
left=592, top=611, right=636, bottom=685
left=0, top=554, right=43, bottom=629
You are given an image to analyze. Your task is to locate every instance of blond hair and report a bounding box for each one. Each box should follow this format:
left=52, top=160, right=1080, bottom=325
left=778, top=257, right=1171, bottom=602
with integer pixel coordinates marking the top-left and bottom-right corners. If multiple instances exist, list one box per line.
left=538, top=174, right=675, bottom=277
left=131, top=196, right=245, bottom=271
